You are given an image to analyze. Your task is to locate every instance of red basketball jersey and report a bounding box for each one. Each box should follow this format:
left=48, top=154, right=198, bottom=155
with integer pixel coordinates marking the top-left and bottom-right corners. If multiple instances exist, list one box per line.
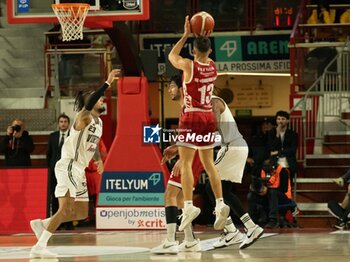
left=183, top=60, right=217, bottom=111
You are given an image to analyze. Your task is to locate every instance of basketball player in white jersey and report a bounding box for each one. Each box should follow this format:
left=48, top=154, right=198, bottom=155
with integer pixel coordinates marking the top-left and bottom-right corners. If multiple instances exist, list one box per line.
left=30, top=69, right=120, bottom=258
left=209, top=95, right=264, bottom=249
left=168, top=16, right=229, bottom=234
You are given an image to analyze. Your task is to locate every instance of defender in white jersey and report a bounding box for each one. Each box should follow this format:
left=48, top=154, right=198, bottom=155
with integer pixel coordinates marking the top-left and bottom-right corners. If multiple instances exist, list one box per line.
left=210, top=96, right=264, bottom=249
left=29, top=69, right=120, bottom=259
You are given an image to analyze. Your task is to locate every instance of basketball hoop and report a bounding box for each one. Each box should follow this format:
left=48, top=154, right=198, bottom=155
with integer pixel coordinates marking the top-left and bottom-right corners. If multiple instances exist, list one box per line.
left=52, top=3, right=90, bottom=42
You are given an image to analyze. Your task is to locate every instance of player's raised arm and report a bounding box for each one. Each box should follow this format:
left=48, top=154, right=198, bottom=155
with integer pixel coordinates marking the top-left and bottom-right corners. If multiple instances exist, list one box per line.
left=74, top=69, right=120, bottom=130
left=168, top=16, right=192, bottom=72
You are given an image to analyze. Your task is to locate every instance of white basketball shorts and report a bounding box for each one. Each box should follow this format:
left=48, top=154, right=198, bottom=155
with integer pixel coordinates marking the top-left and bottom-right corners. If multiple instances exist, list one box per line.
left=215, top=142, right=249, bottom=184
left=54, top=159, right=89, bottom=202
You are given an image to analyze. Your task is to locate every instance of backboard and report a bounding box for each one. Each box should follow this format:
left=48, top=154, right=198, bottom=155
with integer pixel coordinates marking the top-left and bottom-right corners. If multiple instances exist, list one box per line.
left=7, top=0, right=149, bottom=27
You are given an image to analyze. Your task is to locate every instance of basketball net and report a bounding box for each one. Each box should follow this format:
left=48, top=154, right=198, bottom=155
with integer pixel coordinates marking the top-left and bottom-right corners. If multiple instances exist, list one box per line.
left=52, top=3, right=90, bottom=42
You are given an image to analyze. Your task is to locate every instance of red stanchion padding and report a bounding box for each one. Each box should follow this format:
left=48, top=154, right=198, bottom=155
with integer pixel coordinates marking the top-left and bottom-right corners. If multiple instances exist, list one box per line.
left=104, top=77, right=170, bottom=182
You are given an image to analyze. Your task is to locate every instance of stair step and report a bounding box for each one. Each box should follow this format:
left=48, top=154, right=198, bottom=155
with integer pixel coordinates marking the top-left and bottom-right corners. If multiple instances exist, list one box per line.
left=297, top=217, right=335, bottom=228
left=298, top=202, right=328, bottom=211
left=296, top=191, right=345, bottom=203
left=301, top=166, right=349, bottom=178
left=324, top=133, right=350, bottom=143
left=323, top=143, right=350, bottom=154
left=306, top=154, right=350, bottom=166
left=296, top=178, right=336, bottom=183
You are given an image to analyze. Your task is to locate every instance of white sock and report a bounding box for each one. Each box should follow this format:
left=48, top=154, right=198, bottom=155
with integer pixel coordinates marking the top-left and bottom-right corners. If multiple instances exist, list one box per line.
left=183, top=225, right=195, bottom=242
left=166, top=223, right=177, bottom=242
left=240, top=213, right=255, bottom=229
left=42, top=218, right=51, bottom=229
left=37, top=230, right=52, bottom=247
left=184, top=201, right=193, bottom=209
left=224, top=216, right=237, bottom=233
left=215, top=198, right=224, bottom=208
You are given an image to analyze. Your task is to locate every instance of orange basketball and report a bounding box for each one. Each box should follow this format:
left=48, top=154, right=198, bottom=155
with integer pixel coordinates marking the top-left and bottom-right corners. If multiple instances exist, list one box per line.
left=190, top=11, right=215, bottom=37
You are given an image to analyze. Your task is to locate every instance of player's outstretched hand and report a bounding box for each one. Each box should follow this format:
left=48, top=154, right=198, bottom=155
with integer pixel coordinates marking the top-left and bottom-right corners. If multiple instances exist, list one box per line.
left=106, top=69, right=121, bottom=85
left=161, top=144, right=178, bottom=164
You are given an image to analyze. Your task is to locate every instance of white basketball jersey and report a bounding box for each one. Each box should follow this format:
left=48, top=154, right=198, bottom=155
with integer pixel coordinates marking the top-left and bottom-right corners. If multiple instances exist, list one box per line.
left=60, top=116, right=103, bottom=168
left=212, top=96, right=246, bottom=146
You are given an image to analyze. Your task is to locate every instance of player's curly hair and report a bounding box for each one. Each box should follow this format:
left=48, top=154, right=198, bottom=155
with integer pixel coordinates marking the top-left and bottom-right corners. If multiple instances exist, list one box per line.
left=170, top=74, right=182, bottom=88
left=74, top=89, right=94, bottom=112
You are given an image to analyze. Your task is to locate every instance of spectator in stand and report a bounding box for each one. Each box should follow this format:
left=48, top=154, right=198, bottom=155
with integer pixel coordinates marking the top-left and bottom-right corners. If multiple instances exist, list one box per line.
left=46, top=114, right=70, bottom=217
left=248, top=158, right=297, bottom=228
left=247, top=117, right=275, bottom=177
left=84, top=139, right=108, bottom=226
left=268, top=111, right=298, bottom=184
left=307, top=0, right=336, bottom=24
left=340, top=9, right=350, bottom=23
left=0, top=118, right=34, bottom=167
left=329, top=169, right=350, bottom=229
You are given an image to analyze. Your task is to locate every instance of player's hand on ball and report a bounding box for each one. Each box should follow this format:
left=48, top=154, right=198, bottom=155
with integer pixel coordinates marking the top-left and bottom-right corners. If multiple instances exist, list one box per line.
left=183, top=16, right=191, bottom=37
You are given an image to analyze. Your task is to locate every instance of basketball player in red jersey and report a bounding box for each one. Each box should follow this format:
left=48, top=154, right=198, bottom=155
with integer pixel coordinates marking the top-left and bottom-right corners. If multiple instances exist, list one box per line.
left=151, top=75, right=203, bottom=254
left=168, top=16, right=229, bottom=232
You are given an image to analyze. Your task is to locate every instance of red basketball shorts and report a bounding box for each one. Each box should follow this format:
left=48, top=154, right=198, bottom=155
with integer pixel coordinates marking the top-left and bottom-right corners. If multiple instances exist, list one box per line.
left=176, top=111, right=217, bottom=149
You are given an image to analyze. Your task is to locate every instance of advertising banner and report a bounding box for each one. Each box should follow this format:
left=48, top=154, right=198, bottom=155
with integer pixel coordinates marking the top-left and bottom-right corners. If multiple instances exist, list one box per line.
left=18, top=0, right=30, bottom=13
left=98, top=171, right=165, bottom=206
left=141, top=33, right=290, bottom=73
left=96, top=207, right=166, bottom=229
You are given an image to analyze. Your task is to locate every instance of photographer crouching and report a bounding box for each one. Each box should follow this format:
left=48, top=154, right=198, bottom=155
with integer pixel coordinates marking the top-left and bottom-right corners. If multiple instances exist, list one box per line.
left=247, top=158, right=297, bottom=229
left=0, top=118, right=34, bottom=167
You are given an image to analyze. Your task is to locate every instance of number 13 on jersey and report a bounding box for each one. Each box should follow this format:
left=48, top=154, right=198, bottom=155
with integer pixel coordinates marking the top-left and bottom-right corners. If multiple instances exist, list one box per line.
left=199, top=83, right=214, bottom=105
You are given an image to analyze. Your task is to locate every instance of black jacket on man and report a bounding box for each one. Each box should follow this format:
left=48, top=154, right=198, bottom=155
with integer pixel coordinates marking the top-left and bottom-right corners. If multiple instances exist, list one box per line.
left=267, top=128, right=298, bottom=177
left=0, top=130, right=34, bottom=167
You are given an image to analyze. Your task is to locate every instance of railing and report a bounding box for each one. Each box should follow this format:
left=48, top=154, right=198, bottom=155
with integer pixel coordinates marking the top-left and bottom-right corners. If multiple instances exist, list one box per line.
left=289, top=37, right=350, bottom=164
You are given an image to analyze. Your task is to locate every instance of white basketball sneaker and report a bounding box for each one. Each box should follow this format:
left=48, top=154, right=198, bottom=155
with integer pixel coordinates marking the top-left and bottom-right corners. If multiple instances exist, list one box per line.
left=150, top=239, right=179, bottom=254
left=178, top=206, right=201, bottom=231
left=213, top=204, right=230, bottom=230
left=213, top=229, right=244, bottom=248
left=30, top=219, right=44, bottom=240
left=239, top=225, right=264, bottom=249
left=178, top=238, right=201, bottom=252
left=30, top=245, right=57, bottom=258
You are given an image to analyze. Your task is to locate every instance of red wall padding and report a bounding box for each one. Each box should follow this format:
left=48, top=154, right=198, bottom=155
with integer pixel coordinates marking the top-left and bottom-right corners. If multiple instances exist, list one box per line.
left=0, top=168, right=47, bottom=234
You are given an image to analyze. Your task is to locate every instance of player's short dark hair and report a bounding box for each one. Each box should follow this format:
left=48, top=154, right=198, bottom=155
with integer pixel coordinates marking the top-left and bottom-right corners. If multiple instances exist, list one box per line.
left=275, top=110, right=290, bottom=120
left=170, top=75, right=182, bottom=88
left=193, top=36, right=211, bottom=53
left=58, top=113, right=70, bottom=123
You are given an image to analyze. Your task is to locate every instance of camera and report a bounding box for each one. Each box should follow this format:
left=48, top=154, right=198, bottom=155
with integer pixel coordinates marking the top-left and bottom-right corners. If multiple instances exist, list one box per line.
left=11, top=125, right=21, bottom=132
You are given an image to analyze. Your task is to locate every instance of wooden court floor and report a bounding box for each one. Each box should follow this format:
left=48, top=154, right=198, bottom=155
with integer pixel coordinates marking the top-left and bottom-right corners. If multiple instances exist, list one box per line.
left=1, top=227, right=350, bottom=261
